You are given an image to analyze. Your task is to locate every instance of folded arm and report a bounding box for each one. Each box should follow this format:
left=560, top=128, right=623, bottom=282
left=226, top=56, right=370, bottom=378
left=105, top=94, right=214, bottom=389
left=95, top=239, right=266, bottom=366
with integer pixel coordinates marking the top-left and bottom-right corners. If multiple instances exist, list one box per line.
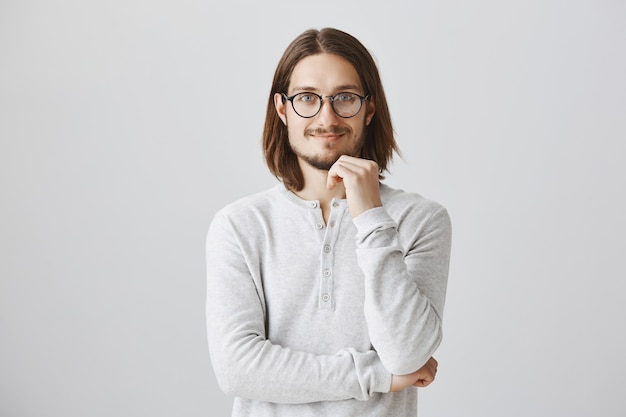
left=354, top=205, right=452, bottom=376
left=206, top=211, right=392, bottom=404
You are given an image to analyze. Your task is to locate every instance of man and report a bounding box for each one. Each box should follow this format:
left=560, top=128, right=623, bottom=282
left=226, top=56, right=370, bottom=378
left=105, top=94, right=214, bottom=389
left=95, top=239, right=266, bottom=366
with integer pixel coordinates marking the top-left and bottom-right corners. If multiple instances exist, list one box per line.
left=206, top=27, right=451, bottom=417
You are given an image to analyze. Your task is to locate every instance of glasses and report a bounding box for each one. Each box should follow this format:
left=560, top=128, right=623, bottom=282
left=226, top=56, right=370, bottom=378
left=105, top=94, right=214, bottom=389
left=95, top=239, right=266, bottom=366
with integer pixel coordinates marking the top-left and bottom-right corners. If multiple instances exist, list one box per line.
left=282, top=91, right=370, bottom=118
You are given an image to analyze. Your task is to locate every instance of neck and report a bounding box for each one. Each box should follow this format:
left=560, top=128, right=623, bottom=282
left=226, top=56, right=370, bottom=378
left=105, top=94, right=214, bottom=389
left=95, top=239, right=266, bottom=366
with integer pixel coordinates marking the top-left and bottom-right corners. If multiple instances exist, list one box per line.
left=293, top=160, right=345, bottom=222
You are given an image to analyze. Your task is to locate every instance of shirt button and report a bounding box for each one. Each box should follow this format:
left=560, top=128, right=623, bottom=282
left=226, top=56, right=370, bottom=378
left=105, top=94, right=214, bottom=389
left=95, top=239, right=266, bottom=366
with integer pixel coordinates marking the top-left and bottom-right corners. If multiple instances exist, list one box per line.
left=323, top=269, right=331, bottom=277
left=323, top=245, right=331, bottom=253
left=332, top=202, right=339, bottom=208
left=329, top=221, right=336, bottom=228
left=309, top=202, right=318, bottom=208
left=315, top=223, right=324, bottom=230
left=322, top=293, right=331, bottom=302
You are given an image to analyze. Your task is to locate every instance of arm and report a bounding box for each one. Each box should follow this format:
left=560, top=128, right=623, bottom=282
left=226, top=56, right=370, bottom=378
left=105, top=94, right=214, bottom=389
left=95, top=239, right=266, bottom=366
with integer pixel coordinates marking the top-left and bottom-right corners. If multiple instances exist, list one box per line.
left=354, top=204, right=451, bottom=375
left=328, top=156, right=452, bottom=376
left=205, top=211, right=392, bottom=404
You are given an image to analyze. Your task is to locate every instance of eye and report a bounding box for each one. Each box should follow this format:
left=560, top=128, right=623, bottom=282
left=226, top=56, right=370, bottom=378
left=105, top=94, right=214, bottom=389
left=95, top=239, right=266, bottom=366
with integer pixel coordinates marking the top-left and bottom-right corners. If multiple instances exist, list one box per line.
left=297, top=93, right=317, bottom=103
left=335, top=93, right=356, bottom=102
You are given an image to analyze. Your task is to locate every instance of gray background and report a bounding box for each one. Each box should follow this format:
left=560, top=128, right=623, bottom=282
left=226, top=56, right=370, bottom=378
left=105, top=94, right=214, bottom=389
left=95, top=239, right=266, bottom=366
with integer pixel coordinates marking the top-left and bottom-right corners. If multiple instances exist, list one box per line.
left=1, top=0, right=625, bottom=416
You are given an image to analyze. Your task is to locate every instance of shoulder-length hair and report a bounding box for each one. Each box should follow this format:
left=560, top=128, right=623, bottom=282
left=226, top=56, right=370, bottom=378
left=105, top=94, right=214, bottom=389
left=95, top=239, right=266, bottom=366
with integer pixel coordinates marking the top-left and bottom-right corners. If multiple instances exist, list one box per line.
left=262, top=27, right=399, bottom=192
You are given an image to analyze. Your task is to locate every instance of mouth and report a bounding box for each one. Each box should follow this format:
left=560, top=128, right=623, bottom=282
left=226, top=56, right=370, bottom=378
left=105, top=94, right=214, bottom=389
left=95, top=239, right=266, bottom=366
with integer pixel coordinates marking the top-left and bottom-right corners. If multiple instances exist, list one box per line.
left=306, top=127, right=350, bottom=142
left=310, top=133, right=344, bottom=142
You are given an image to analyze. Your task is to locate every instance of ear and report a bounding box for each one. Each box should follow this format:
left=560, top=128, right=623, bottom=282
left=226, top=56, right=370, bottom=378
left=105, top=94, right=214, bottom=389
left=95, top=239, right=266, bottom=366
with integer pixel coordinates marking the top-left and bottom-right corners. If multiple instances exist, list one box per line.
left=274, top=93, right=287, bottom=125
left=365, top=97, right=376, bottom=126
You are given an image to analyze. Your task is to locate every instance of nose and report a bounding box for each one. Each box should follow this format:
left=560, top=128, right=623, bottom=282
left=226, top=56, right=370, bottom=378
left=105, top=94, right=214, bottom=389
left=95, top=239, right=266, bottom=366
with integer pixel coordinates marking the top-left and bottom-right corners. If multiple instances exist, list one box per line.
left=316, top=96, right=340, bottom=125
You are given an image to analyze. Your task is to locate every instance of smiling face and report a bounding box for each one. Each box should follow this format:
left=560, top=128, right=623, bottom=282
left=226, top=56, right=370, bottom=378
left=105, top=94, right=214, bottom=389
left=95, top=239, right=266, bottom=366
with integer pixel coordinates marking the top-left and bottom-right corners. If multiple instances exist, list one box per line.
left=274, top=53, right=376, bottom=171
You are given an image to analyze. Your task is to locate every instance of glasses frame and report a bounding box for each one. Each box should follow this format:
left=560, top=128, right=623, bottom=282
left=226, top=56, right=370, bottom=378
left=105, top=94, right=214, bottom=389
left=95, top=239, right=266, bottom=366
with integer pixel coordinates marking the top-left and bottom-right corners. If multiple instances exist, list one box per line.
left=281, top=91, right=370, bottom=119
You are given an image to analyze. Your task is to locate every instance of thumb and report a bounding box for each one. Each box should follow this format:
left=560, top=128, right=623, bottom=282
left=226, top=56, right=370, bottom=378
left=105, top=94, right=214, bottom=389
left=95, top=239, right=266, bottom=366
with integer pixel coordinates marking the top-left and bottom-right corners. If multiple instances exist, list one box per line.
left=327, top=174, right=343, bottom=190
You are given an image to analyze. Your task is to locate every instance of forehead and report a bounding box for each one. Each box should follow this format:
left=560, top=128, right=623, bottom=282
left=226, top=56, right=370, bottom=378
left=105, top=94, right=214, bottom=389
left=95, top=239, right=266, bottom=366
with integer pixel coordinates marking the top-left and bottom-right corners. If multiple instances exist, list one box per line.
left=288, top=53, right=363, bottom=93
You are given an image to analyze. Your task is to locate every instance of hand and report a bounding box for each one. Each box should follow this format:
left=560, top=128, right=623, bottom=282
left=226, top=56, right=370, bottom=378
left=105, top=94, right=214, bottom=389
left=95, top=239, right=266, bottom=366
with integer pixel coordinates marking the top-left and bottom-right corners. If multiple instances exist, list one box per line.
left=326, top=155, right=382, bottom=218
left=389, top=357, right=438, bottom=392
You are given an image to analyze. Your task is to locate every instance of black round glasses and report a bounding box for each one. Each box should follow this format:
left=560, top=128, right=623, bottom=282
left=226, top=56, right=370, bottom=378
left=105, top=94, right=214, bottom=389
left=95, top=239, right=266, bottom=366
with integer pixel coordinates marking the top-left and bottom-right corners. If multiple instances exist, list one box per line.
left=282, top=92, right=370, bottom=118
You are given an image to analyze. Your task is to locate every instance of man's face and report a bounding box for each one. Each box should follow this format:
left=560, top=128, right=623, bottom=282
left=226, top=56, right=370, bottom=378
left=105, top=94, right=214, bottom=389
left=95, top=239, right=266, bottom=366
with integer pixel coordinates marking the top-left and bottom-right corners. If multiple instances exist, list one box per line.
left=274, top=53, right=376, bottom=171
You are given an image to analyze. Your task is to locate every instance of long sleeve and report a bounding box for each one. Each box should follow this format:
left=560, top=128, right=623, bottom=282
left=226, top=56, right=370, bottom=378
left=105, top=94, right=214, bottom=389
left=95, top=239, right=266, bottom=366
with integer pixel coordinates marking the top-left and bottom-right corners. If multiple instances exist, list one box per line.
left=206, top=210, right=392, bottom=404
left=353, top=202, right=452, bottom=375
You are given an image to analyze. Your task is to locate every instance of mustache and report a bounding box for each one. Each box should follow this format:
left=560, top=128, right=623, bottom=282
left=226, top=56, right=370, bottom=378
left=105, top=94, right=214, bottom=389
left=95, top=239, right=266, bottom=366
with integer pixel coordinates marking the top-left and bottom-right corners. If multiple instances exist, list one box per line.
left=304, top=126, right=350, bottom=136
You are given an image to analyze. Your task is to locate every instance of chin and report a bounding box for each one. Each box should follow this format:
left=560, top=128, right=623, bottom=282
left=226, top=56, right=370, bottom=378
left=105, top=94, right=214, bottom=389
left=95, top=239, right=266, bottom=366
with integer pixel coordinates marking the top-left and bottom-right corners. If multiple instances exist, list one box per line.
left=292, top=140, right=362, bottom=171
left=304, top=154, right=339, bottom=171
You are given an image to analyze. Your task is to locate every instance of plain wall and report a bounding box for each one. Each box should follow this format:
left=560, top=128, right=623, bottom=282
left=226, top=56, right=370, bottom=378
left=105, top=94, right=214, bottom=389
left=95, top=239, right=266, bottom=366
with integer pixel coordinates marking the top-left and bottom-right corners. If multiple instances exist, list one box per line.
left=1, top=0, right=624, bottom=416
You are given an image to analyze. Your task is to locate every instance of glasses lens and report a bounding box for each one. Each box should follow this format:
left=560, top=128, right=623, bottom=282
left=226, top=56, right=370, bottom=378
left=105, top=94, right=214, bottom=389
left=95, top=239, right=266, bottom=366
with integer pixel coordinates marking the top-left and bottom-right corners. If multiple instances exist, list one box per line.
left=289, top=92, right=364, bottom=118
left=292, top=93, right=321, bottom=118
left=332, top=93, right=362, bottom=117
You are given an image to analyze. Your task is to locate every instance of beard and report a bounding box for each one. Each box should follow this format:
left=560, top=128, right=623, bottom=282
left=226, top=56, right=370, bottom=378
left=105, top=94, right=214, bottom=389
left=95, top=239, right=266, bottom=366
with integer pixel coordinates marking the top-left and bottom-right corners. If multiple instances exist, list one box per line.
left=289, top=126, right=364, bottom=171
left=296, top=149, right=342, bottom=171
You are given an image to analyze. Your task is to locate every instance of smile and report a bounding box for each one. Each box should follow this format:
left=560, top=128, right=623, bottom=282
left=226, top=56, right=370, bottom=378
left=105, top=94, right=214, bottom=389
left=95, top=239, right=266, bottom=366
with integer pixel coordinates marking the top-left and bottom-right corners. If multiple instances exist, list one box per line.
left=309, top=133, right=344, bottom=141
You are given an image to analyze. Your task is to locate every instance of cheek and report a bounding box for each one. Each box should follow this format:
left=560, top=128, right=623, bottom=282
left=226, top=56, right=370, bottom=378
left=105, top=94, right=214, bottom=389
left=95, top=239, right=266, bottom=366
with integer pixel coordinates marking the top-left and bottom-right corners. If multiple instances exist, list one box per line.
left=286, top=121, right=305, bottom=144
left=286, top=117, right=308, bottom=134
left=350, top=120, right=368, bottom=137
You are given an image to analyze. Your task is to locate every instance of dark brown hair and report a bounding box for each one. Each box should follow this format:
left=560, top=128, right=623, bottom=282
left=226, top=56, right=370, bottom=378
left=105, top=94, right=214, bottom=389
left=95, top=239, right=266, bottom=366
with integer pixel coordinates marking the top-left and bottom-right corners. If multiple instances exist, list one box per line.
left=262, top=27, right=399, bottom=191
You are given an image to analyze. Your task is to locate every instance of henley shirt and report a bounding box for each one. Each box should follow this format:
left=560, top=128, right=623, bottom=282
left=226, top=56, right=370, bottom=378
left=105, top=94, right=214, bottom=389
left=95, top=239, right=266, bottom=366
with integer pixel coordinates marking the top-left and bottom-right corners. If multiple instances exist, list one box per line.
left=206, top=182, right=451, bottom=417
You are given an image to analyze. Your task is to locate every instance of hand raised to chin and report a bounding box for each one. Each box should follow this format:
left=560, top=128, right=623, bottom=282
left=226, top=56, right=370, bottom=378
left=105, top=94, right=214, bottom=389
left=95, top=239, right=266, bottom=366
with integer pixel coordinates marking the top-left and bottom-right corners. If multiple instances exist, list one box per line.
left=326, top=155, right=383, bottom=218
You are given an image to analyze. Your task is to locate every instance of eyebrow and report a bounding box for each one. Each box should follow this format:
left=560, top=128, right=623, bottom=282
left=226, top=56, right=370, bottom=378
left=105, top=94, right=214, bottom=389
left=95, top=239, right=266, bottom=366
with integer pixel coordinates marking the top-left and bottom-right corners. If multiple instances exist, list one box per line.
left=290, top=84, right=363, bottom=94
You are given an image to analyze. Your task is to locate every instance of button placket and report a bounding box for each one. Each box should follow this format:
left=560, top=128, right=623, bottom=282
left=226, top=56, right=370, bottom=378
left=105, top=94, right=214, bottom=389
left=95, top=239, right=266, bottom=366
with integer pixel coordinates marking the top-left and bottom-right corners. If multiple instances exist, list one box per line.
left=306, top=200, right=326, bottom=238
left=319, top=250, right=334, bottom=309
left=318, top=201, right=345, bottom=310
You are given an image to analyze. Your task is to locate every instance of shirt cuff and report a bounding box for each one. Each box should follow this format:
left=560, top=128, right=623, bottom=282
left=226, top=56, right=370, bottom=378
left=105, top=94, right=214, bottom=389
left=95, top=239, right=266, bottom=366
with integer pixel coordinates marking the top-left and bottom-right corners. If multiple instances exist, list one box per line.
left=352, top=207, right=397, bottom=241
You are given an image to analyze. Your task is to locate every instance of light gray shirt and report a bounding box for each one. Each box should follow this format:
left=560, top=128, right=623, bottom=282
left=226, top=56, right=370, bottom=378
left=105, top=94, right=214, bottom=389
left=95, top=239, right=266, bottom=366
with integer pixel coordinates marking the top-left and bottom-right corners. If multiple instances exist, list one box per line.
left=206, top=183, right=451, bottom=417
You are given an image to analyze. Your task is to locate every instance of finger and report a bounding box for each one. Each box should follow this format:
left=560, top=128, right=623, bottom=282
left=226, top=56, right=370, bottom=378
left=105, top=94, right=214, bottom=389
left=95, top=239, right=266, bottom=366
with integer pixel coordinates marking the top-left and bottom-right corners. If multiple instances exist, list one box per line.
left=425, top=357, right=437, bottom=374
left=326, top=174, right=343, bottom=190
left=327, top=160, right=374, bottom=189
left=336, top=155, right=377, bottom=168
left=335, top=158, right=378, bottom=178
left=326, top=161, right=359, bottom=189
left=413, top=377, right=434, bottom=388
left=327, top=155, right=378, bottom=178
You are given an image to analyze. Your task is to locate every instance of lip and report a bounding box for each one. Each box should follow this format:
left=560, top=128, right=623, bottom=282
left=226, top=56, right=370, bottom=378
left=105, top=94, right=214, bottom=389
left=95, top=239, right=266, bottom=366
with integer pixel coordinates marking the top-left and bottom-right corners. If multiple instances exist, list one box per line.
left=310, top=133, right=344, bottom=141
